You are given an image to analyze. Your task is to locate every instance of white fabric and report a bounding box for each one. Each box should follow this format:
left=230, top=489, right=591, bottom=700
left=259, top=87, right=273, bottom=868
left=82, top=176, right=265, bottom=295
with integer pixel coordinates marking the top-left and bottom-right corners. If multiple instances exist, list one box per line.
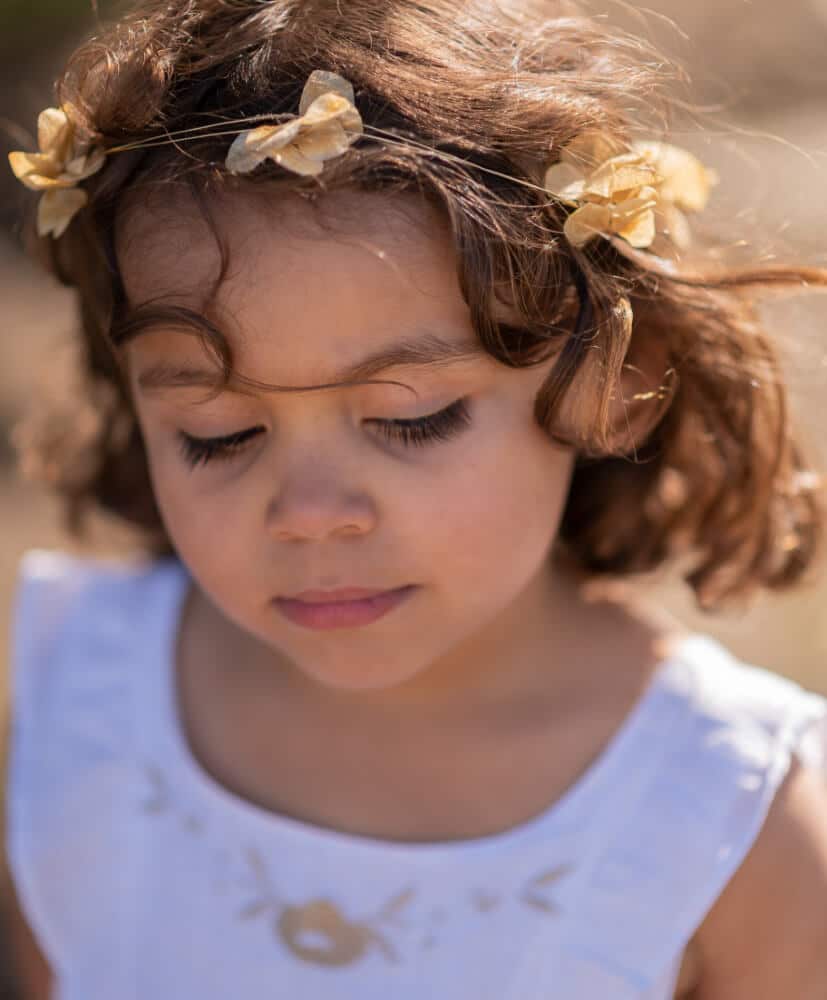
left=6, top=549, right=827, bottom=1000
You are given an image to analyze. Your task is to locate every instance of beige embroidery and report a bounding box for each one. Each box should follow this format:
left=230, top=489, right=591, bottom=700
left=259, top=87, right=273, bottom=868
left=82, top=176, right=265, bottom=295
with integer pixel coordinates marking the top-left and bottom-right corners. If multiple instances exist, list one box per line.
left=472, top=890, right=501, bottom=913
left=240, top=847, right=413, bottom=966
left=140, top=763, right=575, bottom=968
left=520, top=865, right=574, bottom=914
left=142, top=764, right=171, bottom=814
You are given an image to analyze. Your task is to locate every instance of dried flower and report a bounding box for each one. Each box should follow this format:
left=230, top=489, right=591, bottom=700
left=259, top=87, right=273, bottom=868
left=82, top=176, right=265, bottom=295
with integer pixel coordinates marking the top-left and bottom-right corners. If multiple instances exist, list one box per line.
left=226, top=70, right=363, bottom=177
left=543, top=131, right=717, bottom=251
left=631, top=140, right=719, bottom=250
left=8, top=104, right=105, bottom=238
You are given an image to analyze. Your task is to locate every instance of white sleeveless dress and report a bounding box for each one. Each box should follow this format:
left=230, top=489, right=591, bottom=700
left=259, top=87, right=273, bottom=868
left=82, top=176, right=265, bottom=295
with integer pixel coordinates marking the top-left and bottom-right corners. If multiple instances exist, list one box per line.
left=6, top=550, right=827, bottom=999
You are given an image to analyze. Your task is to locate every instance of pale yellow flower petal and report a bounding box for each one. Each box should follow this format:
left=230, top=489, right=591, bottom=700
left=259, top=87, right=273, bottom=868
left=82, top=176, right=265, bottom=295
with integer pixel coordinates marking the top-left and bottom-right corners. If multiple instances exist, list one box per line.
left=225, top=134, right=265, bottom=174
left=63, top=147, right=106, bottom=182
left=299, top=71, right=356, bottom=116
left=225, top=120, right=302, bottom=173
left=583, top=153, right=659, bottom=200
left=611, top=206, right=656, bottom=248
left=12, top=103, right=103, bottom=239
left=37, top=107, right=74, bottom=162
left=83, top=146, right=106, bottom=177
left=224, top=139, right=266, bottom=175
left=300, top=93, right=363, bottom=137
left=27, top=175, right=79, bottom=191
left=552, top=132, right=715, bottom=252
left=37, top=187, right=87, bottom=238
left=269, top=143, right=326, bottom=176
left=226, top=71, right=361, bottom=179
left=564, top=202, right=612, bottom=247
left=560, top=131, right=626, bottom=171
left=294, top=121, right=353, bottom=163
left=632, top=140, right=716, bottom=212
left=253, top=120, right=305, bottom=155
left=63, top=156, right=88, bottom=179
left=611, top=186, right=659, bottom=219
left=655, top=203, right=692, bottom=250
left=8, top=151, right=61, bottom=188
left=610, top=187, right=659, bottom=249
left=542, top=161, right=586, bottom=204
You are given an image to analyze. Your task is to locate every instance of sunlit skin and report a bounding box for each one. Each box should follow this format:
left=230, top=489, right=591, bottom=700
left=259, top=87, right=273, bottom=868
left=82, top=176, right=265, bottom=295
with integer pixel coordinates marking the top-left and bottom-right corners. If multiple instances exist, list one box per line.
left=116, top=187, right=671, bottom=848
left=121, top=189, right=593, bottom=688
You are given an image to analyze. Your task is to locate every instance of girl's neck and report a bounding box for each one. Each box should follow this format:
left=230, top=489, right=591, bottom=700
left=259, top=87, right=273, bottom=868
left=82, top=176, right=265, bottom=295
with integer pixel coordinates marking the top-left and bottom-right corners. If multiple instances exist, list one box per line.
left=178, top=557, right=673, bottom=728
left=174, top=562, right=675, bottom=842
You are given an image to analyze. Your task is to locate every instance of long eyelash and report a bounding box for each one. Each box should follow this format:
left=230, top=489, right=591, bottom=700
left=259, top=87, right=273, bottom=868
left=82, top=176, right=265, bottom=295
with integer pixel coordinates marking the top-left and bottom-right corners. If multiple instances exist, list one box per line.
left=373, top=398, right=472, bottom=447
left=178, top=427, right=263, bottom=468
left=177, top=398, right=472, bottom=468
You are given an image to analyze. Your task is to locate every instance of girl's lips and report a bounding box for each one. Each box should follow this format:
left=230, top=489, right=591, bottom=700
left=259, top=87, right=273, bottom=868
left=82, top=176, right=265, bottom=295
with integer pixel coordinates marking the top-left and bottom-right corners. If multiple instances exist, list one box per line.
left=285, top=587, right=394, bottom=602
left=273, top=585, right=418, bottom=630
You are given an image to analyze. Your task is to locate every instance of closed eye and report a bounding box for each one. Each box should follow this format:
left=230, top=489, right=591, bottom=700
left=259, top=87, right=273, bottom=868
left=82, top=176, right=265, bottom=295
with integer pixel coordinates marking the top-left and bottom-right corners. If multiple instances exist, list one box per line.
left=367, top=397, right=472, bottom=448
left=177, top=426, right=264, bottom=468
left=176, top=397, right=472, bottom=468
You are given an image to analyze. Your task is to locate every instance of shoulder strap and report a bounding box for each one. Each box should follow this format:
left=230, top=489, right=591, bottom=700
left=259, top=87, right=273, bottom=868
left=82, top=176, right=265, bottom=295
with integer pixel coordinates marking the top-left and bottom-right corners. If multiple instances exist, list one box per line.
left=506, top=636, right=827, bottom=999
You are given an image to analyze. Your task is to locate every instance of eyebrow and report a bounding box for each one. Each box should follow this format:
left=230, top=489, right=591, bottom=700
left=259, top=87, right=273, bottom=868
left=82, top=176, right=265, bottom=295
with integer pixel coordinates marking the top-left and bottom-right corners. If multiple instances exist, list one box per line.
left=136, top=330, right=488, bottom=395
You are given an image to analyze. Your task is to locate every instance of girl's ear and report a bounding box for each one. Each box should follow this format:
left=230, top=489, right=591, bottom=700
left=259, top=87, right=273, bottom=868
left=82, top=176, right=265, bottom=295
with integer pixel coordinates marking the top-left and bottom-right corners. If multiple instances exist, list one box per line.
left=605, top=330, right=674, bottom=455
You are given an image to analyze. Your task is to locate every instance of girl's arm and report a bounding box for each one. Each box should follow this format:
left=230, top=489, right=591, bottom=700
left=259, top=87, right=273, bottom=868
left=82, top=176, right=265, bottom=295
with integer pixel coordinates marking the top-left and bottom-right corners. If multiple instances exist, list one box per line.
left=1, top=871, right=53, bottom=1000
left=693, top=758, right=827, bottom=999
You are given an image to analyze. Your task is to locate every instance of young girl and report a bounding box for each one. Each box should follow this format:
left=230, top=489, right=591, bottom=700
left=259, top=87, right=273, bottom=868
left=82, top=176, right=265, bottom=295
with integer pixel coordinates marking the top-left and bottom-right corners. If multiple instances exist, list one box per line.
left=5, top=1, right=827, bottom=997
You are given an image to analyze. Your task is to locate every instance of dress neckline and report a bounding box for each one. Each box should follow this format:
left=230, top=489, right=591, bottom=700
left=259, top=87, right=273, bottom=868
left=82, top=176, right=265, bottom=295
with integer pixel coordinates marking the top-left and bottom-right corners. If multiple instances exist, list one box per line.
left=143, top=559, right=694, bottom=862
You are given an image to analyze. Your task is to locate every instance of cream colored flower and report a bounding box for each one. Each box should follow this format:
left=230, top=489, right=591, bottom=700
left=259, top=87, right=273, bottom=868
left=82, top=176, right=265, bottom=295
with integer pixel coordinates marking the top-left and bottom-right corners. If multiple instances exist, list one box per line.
left=631, top=140, right=718, bottom=250
left=543, top=131, right=716, bottom=251
left=226, top=70, right=363, bottom=177
left=8, top=104, right=105, bottom=238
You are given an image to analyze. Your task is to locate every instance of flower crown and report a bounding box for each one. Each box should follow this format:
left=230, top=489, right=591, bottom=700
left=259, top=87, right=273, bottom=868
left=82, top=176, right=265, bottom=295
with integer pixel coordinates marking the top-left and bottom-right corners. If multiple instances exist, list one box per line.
left=9, top=70, right=717, bottom=247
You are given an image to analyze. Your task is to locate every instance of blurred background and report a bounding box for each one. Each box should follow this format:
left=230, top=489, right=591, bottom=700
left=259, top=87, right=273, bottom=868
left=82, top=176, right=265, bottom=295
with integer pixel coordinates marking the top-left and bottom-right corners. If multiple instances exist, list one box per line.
left=5, top=1, right=827, bottom=686
left=0, top=0, right=826, bottom=992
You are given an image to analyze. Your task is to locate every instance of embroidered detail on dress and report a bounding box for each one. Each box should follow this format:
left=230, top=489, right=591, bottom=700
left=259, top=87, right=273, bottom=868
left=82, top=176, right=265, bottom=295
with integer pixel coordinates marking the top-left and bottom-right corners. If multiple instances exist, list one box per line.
left=183, top=813, right=205, bottom=834
left=471, top=890, right=501, bottom=913
left=520, top=865, right=574, bottom=915
left=141, top=764, right=171, bottom=814
left=240, top=847, right=414, bottom=966
left=139, top=762, right=575, bottom=968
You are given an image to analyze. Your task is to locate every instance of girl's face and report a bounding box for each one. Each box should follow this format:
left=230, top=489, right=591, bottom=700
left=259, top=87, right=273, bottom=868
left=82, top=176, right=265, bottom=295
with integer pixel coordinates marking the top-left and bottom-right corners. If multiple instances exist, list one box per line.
left=120, top=189, right=576, bottom=693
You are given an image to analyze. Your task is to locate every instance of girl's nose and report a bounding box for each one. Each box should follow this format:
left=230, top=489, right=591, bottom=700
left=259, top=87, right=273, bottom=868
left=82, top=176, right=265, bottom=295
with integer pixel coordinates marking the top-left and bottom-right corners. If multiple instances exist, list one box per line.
left=265, top=463, right=377, bottom=543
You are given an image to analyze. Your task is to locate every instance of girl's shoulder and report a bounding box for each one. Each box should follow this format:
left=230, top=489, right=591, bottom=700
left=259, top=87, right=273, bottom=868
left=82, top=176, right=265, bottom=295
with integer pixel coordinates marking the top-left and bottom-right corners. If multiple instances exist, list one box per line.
left=535, top=634, right=827, bottom=997
left=8, top=547, right=189, bottom=760
left=654, top=638, right=827, bottom=999
left=8, top=544, right=188, bottom=754
left=5, top=549, right=189, bottom=966
left=661, top=634, right=827, bottom=752
left=626, top=635, right=827, bottom=879
left=13, top=545, right=182, bottom=609
left=11, top=547, right=186, bottom=671
left=659, top=634, right=827, bottom=775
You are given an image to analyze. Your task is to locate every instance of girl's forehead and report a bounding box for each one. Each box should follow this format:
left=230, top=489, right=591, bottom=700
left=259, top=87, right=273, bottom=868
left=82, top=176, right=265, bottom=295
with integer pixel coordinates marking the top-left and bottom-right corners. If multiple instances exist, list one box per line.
left=117, top=187, right=488, bottom=387
left=116, top=186, right=461, bottom=315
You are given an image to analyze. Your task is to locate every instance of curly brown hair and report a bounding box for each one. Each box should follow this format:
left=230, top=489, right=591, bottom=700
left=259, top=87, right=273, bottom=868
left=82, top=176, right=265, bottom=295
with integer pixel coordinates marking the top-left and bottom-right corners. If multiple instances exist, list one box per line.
left=12, top=0, right=827, bottom=608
